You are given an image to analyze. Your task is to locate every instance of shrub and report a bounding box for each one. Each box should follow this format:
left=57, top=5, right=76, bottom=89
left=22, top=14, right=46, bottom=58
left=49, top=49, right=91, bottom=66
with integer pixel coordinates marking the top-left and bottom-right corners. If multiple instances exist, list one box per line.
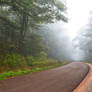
left=26, top=56, right=35, bottom=66
left=2, top=53, right=26, bottom=70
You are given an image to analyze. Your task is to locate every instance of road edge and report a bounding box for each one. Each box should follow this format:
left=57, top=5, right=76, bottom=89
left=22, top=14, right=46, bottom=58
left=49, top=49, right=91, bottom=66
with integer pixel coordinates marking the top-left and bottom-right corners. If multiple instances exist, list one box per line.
left=73, top=64, right=92, bottom=92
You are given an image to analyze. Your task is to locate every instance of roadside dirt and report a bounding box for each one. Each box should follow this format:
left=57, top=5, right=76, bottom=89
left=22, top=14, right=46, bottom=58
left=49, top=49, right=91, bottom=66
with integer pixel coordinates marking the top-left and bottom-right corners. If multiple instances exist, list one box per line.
left=0, top=62, right=89, bottom=92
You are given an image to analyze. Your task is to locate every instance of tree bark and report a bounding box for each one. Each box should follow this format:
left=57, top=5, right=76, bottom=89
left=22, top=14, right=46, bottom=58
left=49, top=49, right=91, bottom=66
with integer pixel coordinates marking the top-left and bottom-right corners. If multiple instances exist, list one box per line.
left=18, top=13, right=28, bottom=54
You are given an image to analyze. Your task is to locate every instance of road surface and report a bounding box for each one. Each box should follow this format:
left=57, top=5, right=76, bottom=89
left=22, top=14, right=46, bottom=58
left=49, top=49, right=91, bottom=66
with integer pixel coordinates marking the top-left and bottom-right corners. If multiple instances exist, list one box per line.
left=0, top=62, right=89, bottom=92
left=74, top=64, right=92, bottom=92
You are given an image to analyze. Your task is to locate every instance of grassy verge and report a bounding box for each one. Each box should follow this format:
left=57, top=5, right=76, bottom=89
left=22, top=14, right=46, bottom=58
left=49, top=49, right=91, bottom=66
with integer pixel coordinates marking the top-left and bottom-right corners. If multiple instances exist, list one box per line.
left=0, top=63, right=67, bottom=80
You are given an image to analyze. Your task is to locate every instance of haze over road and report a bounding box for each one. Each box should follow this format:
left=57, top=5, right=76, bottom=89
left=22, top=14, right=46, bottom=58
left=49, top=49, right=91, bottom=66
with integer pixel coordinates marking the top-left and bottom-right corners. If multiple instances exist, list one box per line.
left=0, top=62, right=89, bottom=92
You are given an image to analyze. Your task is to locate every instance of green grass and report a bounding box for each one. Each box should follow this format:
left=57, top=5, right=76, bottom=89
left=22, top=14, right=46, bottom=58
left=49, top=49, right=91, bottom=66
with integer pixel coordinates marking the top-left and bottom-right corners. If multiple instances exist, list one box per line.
left=0, top=63, right=66, bottom=80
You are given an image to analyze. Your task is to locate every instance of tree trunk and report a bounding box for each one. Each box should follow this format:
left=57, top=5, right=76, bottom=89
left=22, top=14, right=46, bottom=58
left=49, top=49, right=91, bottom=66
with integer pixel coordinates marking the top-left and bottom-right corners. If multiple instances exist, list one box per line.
left=18, top=13, right=28, bottom=54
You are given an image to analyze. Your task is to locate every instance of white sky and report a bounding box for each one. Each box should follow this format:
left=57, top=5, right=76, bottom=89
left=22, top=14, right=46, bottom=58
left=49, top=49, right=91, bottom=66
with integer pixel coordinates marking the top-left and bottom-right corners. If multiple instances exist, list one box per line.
left=65, top=0, right=92, bottom=39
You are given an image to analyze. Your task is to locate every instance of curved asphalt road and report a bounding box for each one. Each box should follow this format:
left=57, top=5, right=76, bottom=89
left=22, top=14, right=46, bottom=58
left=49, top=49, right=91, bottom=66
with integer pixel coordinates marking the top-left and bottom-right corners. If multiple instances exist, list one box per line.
left=0, top=62, right=89, bottom=92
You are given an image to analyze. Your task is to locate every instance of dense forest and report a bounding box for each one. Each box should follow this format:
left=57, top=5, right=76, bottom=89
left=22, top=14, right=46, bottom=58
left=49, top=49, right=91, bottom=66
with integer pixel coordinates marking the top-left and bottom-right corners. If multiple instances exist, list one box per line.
left=0, top=0, right=67, bottom=73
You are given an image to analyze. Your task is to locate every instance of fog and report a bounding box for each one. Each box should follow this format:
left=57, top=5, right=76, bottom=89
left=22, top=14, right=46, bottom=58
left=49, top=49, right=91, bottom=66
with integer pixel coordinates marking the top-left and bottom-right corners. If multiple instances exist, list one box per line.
left=41, top=0, right=92, bottom=61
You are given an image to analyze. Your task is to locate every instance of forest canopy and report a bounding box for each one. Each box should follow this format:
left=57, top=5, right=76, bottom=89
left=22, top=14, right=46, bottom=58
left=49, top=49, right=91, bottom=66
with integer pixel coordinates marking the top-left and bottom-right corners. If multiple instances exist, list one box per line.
left=0, top=0, right=67, bottom=55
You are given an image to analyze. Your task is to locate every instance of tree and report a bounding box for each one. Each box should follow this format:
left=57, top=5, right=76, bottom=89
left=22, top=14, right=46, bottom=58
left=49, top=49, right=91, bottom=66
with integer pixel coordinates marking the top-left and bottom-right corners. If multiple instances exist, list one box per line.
left=75, top=14, right=92, bottom=61
left=0, top=0, right=67, bottom=55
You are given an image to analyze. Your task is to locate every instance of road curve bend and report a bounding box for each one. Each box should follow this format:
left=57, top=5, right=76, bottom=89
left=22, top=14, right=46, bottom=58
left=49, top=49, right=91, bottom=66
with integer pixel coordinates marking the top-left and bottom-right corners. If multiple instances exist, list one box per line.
left=0, top=62, right=89, bottom=92
left=73, top=64, right=92, bottom=92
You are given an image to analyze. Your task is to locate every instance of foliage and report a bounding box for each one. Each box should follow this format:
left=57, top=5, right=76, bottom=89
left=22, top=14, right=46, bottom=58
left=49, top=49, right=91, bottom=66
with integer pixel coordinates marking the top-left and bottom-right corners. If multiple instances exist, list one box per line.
left=0, top=53, right=26, bottom=70
left=0, top=0, right=67, bottom=55
left=0, top=61, right=68, bottom=80
left=0, top=52, right=48, bottom=72
left=0, top=52, right=69, bottom=73
left=23, top=33, right=44, bottom=55
left=0, top=0, right=68, bottom=73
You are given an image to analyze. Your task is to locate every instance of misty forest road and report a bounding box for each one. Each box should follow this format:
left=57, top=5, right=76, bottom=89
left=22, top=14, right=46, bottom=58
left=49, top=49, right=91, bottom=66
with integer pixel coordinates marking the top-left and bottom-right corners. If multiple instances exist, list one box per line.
left=0, top=62, right=89, bottom=92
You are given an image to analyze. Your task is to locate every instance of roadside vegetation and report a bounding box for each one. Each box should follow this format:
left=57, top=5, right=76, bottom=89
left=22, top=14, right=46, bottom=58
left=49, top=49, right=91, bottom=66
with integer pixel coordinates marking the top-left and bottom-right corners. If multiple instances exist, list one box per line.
left=0, top=61, right=68, bottom=80
left=0, top=0, right=68, bottom=80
